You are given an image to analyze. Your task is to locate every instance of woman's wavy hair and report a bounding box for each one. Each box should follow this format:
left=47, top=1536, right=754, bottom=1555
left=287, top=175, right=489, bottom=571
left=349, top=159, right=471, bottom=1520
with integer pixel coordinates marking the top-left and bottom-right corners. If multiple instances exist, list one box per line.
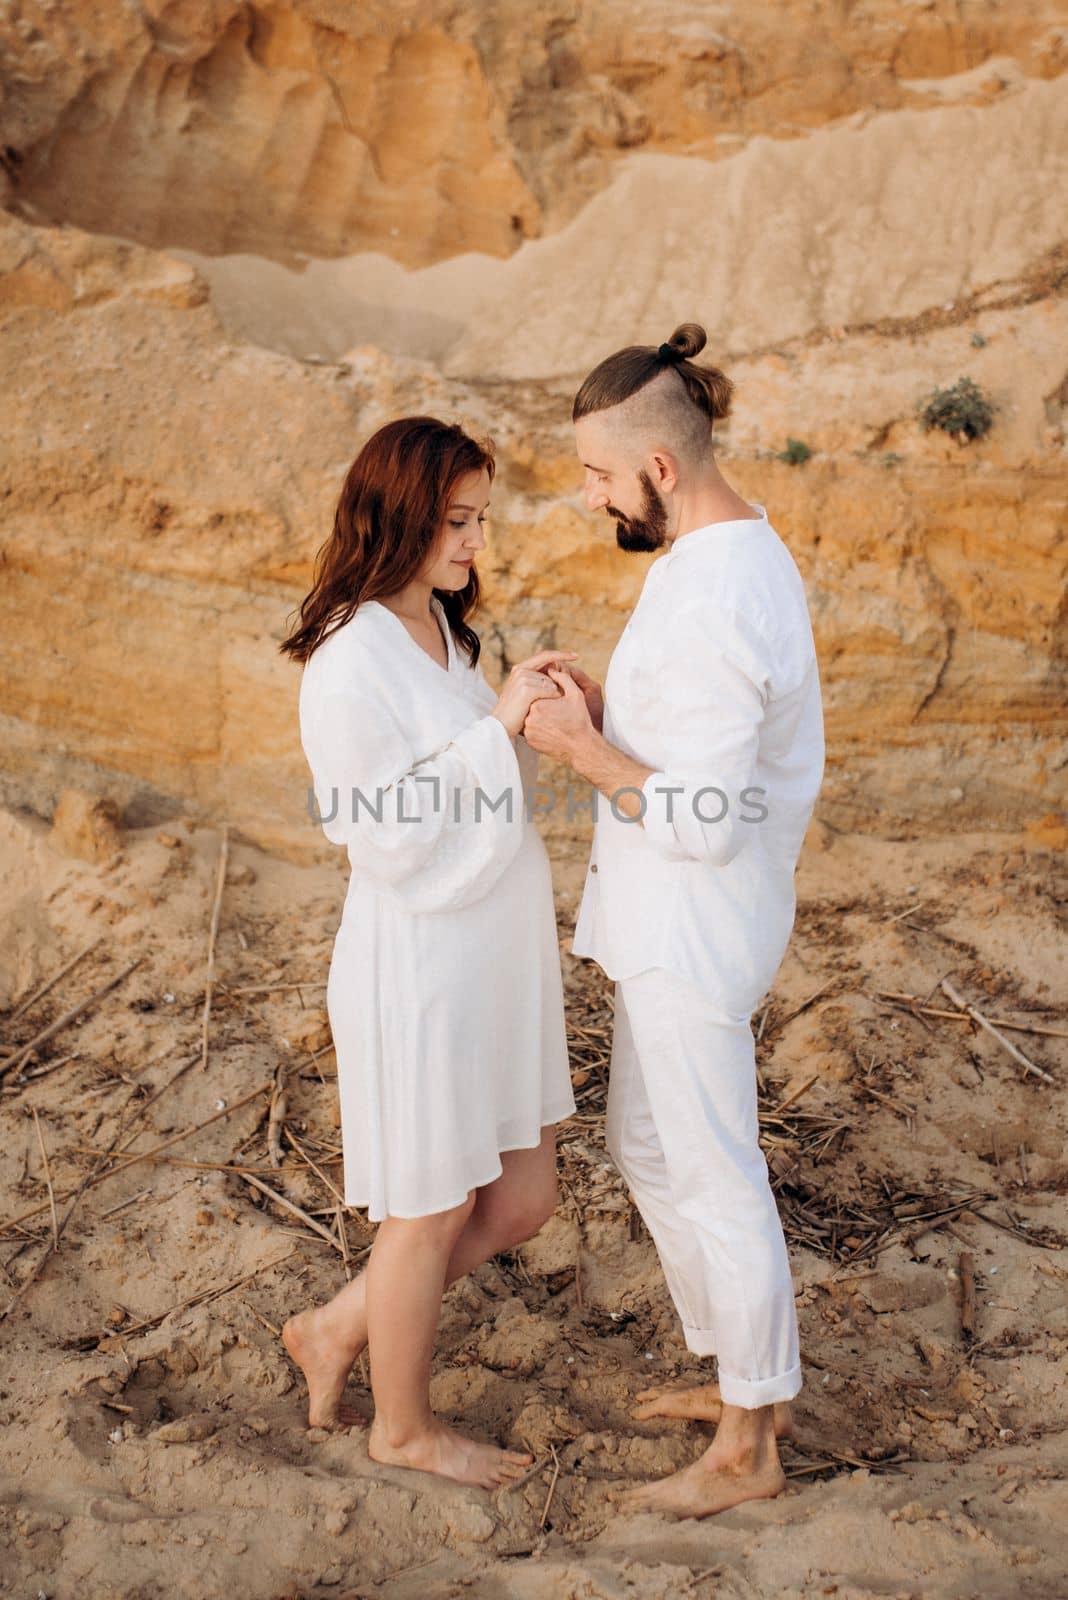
left=279, top=416, right=494, bottom=667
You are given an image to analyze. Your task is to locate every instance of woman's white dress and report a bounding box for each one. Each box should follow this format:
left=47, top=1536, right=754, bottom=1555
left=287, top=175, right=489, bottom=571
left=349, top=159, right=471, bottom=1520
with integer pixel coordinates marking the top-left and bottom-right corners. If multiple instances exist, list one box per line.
left=299, top=595, right=575, bottom=1220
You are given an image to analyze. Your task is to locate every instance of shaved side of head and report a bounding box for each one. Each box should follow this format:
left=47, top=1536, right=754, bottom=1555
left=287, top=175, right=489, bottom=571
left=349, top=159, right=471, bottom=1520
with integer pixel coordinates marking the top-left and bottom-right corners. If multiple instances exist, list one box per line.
left=587, top=367, right=713, bottom=469
left=572, top=322, right=733, bottom=473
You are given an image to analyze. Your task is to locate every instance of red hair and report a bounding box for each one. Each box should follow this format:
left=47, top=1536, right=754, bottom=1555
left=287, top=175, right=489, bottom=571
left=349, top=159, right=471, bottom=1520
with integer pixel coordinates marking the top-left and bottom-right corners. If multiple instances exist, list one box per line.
left=279, top=416, right=495, bottom=666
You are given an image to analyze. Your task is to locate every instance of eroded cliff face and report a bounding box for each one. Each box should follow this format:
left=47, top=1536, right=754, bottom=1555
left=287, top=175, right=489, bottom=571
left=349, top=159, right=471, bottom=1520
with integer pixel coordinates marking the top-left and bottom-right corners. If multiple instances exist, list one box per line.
left=0, top=2, right=1065, bottom=859
left=3, top=0, right=1067, bottom=263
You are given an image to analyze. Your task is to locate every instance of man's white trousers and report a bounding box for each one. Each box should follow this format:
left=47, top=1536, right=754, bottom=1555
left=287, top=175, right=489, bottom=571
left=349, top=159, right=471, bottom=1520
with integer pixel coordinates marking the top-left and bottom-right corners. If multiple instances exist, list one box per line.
left=606, top=966, right=802, bottom=1409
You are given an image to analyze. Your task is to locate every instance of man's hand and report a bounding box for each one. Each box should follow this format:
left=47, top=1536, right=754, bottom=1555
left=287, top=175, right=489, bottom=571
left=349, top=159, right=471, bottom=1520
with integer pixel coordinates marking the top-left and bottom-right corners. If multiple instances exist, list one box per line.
left=561, top=663, right=604, bottom=734
left=525, top=666, right=656, bottom=820
left=521, top=666, right=595, bottom=763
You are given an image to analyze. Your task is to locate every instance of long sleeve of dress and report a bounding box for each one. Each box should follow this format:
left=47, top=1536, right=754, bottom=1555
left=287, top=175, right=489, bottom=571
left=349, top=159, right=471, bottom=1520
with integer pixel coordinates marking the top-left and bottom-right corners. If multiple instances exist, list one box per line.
left=637, top=604, right=772, bottom=869
left=305, top=689, right=528, bottom=914
left=471, top=653, right=550, bottom=805
left=472, top=655, right=541, bottom=808
left=514, top=732, right=541, bottom=804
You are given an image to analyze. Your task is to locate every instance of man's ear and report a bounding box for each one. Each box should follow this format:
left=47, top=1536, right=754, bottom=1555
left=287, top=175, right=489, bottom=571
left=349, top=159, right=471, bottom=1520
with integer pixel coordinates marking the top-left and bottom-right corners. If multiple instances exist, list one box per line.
left=649, top=449, right=679, bottom=494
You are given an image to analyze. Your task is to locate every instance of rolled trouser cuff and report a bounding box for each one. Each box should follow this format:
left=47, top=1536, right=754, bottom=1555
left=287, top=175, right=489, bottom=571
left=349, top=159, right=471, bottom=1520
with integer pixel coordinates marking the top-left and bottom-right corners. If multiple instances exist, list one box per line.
left=717, top=1362, right=803, bottom=1409
left=681, top=1322, right=718, bottom=1358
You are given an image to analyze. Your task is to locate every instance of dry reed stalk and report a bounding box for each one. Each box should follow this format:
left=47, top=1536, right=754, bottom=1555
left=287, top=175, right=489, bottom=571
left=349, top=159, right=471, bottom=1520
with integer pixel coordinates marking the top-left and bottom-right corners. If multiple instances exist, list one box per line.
left=876, top=989, right=1066, bottom=1038
left=241, top=1171, right=343, bottom=1253
left=2, top=958, right=142, bottom=1080
left=83, top=1251, right=294, bottom=1343
left=241, top=1299, right=282, bottom=1337
left=224, top=981, right=327, bottom=995
left=31, top=1109, right=59, bottom=1251
left=335, top=1202, right=352, bottom=1280
left=539, top=1443, right=562, bottom=1528
left=775, top=976, right=839, bottom=1030
left=958, top=1250, right=977, bottom=1341
left=267, top=1063, right=287, bottom=1167
left=283, top=1129, right=345, bottom=1204
left=200, top=824, right=230, bottom=1072
left=3, top=1080, right=271, bottom=1233
left=114, top=1053, right=200, bottom=1152
left=5, top=938, right=101, bottom=1026
left=940, top=979, right=1054, bottom=1083
left=776, top=1072, right=820, bottom=1113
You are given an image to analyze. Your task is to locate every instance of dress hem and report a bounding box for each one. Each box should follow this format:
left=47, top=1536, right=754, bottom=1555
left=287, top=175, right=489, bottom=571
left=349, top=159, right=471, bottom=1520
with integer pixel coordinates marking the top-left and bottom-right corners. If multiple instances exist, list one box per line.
left=345, top=1097, right=578, bottom=1221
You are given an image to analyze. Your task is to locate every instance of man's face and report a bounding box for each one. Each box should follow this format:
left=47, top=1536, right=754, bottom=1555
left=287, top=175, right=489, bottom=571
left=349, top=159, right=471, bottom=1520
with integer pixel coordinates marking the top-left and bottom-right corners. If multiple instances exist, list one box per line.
left=576, top=421, right=669, bottom=552
left=608, top=468, right=669, bottom=552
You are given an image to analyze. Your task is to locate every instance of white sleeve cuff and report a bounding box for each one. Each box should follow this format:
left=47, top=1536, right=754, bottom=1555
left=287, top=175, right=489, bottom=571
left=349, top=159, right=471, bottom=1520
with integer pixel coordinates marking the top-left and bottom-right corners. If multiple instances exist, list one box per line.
left=640, top=771, right=690, bottom=860
left=448, top=713, right=522, bottom=804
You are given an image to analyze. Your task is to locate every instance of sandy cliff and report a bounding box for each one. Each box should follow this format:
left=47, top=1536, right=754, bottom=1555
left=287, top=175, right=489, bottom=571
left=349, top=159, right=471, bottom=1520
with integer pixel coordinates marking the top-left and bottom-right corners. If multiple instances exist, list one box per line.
left=0, top=191, right=1064, bottom=852
left=1, top=3, right=1065, bottom=854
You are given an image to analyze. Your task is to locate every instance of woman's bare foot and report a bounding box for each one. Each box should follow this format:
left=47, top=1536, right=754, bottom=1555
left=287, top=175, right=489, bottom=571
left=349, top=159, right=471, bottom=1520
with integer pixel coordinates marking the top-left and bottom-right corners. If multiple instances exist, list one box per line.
left=368, top=1418, right=533, bottom=1490
left=281, top=1309, right=366, bottom=1430
left=616, top=1440, right=787, bottom=1519
left=633, top=1382, right=794, bottom=1440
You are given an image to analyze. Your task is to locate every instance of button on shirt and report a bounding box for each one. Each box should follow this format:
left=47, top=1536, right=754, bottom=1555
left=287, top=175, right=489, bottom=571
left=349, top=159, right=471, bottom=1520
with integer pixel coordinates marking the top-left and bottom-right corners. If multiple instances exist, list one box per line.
left=571, top=504, right=825, bottom=1022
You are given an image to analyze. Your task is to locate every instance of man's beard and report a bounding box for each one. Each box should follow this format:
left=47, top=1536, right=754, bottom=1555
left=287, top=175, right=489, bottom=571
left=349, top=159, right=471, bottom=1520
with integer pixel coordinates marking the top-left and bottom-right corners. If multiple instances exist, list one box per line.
left=608, top=469, right=669, bottom=552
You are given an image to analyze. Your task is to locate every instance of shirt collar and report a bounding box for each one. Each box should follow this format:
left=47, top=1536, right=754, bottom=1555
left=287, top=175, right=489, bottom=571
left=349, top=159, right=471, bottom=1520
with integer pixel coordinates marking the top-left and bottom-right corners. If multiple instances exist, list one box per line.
left=663, top=503, right=768, bottom=565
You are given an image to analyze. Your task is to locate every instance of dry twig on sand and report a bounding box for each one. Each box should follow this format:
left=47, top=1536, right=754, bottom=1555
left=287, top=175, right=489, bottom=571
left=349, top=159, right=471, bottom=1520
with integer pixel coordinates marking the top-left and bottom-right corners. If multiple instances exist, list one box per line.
left=540, top=1443, right=562, bottom=1529
left=875, top=990, right=1067, bottom=1039
left=31, top=1109, right=59, bottom=1251
left=958, top=1250, right=977, bottom=1342
left=939, top=978, right=1054, bottom=1084
left=241, top=1171, right=344, bottom=1253
left=4, top=938, right=102, bottom=1028
left=284, top=1128, right=345, bottom=1204
left=0, top=1114, right=144, bottom=1322
left=73, top=1252, right=295, bottom=1348
left=3, top=1080, right=271, bottom=1236
left=267, top=1062, right=288, bottom=1167
left=1, top=958, right=142, bottom=1080
left=200, top=823, right=230, bottom=1072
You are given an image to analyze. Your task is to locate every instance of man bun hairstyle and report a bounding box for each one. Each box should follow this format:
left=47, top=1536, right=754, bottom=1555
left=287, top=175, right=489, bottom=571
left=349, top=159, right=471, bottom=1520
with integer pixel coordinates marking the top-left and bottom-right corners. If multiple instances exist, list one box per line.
left=572, top=322, right=734, bottom=432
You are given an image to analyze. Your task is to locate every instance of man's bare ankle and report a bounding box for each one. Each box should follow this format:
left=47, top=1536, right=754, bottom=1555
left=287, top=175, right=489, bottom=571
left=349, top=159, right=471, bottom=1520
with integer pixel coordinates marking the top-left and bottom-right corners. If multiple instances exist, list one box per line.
left=709, top=1409, right=780, bottom=1456
left=705, top=1430, right=782, bottom=1474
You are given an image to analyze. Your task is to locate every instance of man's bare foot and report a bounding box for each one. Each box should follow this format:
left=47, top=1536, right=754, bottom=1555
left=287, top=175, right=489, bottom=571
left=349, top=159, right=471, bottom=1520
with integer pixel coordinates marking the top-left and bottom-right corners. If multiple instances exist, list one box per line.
left=633, top=1382, right=794, bottom=1440
left=615, top=1439, right=787, bottom=1520
left=282, top=1309, right=366, bottom=1430
left=368, top=1418, right=533, bottom=1490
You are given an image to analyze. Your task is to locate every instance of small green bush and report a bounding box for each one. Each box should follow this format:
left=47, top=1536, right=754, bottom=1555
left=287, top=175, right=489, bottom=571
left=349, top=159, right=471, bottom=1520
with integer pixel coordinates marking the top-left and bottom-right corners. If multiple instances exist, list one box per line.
left=776, top=437, right=813, bottom=465
left=920, top=376, right=995, bottom=442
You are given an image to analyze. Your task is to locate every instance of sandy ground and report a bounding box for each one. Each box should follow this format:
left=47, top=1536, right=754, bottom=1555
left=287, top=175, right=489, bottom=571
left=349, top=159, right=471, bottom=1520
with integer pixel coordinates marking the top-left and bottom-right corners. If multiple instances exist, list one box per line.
left=1, top=804, right=1066, bottom=1598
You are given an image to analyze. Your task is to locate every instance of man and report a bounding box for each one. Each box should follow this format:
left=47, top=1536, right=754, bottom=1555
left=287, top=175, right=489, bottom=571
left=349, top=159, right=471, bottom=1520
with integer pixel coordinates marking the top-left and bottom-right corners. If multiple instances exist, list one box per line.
left=521, top=322, right=825, bottom=1518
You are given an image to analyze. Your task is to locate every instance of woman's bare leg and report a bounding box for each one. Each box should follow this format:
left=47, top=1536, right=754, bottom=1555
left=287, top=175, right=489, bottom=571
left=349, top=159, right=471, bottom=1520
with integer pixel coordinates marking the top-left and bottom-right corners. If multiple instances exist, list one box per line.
left=362, top=1198, right=533, bottom=1488
left=282, top=1128, right=558, bottom=1428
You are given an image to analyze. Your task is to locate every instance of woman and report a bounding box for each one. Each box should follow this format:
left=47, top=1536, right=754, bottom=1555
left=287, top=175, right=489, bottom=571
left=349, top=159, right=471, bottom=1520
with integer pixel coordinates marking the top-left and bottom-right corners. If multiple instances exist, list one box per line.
left=278, top=416, right=580, bottom=1490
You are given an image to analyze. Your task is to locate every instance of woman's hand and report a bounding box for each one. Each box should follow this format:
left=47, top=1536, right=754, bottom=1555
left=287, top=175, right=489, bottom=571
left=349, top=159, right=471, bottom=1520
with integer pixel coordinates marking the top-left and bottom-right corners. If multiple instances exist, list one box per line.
left=512, top=649, right=579, bottom=677
left=491, top=650, right=577, bottom=737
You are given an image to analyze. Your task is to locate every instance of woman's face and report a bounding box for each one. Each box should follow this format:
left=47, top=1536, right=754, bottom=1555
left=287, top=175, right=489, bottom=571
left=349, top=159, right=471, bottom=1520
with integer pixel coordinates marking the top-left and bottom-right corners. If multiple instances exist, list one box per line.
left=422, top=467, right=490, bottom=590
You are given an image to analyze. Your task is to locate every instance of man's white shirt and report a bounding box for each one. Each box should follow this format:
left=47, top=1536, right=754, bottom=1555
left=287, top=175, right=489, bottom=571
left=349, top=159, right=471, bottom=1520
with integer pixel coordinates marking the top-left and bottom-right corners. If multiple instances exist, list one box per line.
left=571, top=503, right=825, bottom=1022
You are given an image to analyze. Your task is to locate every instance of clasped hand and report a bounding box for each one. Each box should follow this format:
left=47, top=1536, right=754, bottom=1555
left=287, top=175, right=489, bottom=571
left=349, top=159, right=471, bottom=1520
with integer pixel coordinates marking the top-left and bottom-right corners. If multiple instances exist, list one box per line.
left=492, top=650, right=603, bottom=761
left=522, top=661, right=603, bottom=762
